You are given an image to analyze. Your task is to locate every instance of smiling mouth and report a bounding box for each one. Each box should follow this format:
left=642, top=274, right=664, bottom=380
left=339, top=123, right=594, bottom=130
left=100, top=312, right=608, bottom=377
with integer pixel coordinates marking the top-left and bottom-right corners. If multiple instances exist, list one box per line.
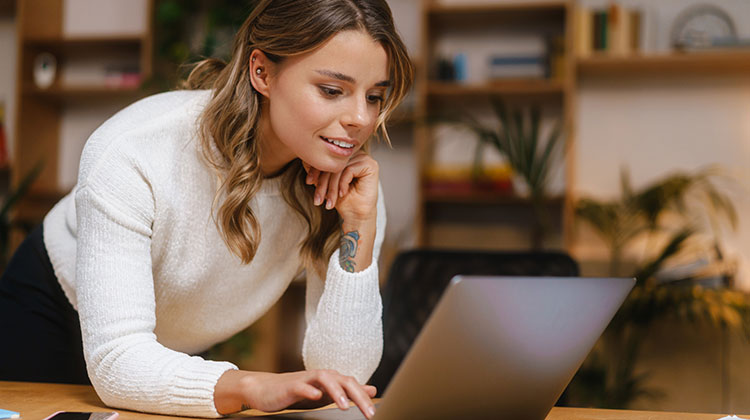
left=321, top=136, right=355, bottom=149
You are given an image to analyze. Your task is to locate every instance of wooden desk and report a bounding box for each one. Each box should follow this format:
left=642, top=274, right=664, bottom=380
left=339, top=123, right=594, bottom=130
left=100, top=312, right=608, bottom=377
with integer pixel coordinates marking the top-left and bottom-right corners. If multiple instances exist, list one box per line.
left=0, top=381, right=739, bottom=420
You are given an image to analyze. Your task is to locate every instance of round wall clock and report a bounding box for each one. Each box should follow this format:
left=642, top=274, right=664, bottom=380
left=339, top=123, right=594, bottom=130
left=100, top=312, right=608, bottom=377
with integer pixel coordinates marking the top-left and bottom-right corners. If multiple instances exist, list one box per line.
left=670, top=4, right=736, bottom=50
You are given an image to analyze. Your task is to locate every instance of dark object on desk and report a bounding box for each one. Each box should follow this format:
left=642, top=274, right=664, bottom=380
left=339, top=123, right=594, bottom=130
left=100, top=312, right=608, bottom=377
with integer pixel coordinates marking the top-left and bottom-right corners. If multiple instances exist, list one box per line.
left=369, top=249, right=579, bottom=395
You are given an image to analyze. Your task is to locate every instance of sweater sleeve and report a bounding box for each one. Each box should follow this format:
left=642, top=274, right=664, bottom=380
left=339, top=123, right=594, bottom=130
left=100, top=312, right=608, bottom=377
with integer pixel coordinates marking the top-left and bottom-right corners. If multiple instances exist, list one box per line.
left=301, top=183, right=386, bottom=384
left=75, top=152, right=236, bottom=418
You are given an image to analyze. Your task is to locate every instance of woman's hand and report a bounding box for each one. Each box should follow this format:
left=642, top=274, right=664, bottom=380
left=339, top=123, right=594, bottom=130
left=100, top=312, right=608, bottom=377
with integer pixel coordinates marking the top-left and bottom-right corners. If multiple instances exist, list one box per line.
left=214, top=369, right=377, bottom=419
left=303, top=151, right=379, bottom=224
left=303, top=153, right=379, bottom=272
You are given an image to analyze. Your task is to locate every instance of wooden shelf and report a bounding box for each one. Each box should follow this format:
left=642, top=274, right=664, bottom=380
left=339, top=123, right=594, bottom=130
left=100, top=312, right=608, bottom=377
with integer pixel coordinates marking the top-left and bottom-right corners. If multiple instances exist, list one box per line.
left=424, top=190, right=564, bottom=206
left=427, top=1, right=568, bottom=14
left=426, top=2, right=567, bottom=28
left=24, top=84, right=146, bottom=99
left=577, top=51, right=750, bottom=76
left=25, top=34, right=144, bottom=46
left=427, top=79, right=567, bottom=97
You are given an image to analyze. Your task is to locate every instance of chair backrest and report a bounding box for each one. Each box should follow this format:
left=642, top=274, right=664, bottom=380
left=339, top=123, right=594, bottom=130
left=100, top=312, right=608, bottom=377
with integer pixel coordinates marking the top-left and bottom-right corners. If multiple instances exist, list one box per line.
left=369, top=248, right=580, bottom=395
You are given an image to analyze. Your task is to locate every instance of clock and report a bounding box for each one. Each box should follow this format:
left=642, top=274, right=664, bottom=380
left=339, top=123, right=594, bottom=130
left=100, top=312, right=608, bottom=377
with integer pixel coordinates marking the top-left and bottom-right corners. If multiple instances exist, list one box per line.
left=670, top=4, right=737, bottom=50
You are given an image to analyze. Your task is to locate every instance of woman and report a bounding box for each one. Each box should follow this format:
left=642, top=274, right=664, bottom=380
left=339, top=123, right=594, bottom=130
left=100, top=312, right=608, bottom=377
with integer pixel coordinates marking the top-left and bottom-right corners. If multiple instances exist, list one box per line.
left=0, top=0, right=413, bottom=418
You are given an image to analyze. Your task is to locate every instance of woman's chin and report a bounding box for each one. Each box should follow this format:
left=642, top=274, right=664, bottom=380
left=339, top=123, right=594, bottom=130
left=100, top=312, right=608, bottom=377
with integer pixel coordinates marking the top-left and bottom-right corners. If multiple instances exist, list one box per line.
left=306, top=159, right=347, bottom=174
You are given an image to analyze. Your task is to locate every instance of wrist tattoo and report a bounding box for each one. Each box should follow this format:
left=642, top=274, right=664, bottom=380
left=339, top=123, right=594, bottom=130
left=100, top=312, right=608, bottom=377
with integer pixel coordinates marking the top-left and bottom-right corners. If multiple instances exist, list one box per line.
left=339, top=229, right=360, bottom=273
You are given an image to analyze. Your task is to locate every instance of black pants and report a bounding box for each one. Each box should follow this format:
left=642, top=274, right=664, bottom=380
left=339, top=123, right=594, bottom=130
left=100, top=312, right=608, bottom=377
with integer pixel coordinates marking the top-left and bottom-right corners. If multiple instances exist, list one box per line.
left=0, top=225, right=90, bottom=384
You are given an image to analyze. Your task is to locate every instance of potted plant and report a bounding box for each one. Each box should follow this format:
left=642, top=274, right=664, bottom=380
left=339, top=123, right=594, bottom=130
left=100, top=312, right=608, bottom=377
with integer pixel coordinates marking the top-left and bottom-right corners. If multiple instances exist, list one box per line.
left=0, top=163, right=43, bottom=271
left=565, top=167, right=749, bottom=408
left=449, top=99, right=565, bottom=249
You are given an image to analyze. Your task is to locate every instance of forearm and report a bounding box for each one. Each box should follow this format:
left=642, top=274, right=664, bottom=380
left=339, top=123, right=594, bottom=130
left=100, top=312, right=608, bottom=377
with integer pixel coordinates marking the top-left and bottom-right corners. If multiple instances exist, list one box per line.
left=339, top=216, right=376, bottom=273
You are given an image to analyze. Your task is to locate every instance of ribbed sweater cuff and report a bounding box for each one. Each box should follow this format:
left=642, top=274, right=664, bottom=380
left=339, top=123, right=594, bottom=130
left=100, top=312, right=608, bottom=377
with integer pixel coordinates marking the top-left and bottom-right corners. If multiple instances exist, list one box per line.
left=324, top=249, right=380, bottom=310
left=167, top=360, right=237, bottom=418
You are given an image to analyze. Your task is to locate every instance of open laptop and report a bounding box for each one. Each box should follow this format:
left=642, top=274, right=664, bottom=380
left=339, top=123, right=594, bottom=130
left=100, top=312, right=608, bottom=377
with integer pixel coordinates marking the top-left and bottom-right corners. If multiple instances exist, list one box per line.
left=256, top=275, right=635, bottom=420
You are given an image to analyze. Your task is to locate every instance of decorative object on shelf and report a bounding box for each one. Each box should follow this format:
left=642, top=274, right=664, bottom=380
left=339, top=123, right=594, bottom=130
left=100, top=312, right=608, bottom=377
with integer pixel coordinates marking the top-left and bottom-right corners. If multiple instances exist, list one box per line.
left=434, top=56, right=456, bottom=81
left=566, top=167, right=746, bottom=409
left=671, top=4, right=736, bottom=51
left=32, top=52, right=57, bottom=89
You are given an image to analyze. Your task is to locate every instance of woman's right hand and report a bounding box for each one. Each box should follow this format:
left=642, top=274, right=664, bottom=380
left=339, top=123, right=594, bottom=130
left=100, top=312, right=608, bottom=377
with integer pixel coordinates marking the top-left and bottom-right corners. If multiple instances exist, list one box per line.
left=214, top=369, right=377, bottom=419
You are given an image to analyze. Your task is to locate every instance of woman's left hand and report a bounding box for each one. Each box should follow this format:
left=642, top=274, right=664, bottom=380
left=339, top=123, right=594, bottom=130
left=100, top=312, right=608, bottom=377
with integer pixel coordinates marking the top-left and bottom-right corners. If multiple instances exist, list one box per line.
left=303, top=151, right=379, bottom=224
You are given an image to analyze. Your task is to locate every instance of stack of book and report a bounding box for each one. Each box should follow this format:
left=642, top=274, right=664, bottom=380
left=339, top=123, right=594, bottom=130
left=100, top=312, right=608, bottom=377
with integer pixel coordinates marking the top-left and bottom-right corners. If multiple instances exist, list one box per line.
left=576, top=3, right=642, bottom=57
left=486, top=35, right=566, bottom=81
left=487, top=55, right=548, bottom=80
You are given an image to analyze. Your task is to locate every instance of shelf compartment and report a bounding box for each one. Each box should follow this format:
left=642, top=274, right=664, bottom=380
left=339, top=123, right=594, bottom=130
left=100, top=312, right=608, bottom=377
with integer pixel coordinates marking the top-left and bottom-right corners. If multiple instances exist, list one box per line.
left=577, top=51, right=750, bottom=76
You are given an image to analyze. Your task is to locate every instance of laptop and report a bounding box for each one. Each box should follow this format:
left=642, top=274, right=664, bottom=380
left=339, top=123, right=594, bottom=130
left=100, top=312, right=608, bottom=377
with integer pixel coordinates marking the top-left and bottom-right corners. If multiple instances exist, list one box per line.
left=256, top=275, right=635, bottom=420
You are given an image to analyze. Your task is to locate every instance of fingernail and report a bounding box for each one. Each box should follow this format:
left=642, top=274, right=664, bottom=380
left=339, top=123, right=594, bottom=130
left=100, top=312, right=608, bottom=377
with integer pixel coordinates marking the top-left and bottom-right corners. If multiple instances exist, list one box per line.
left=339, top=396, right=348, bottom=409
left=368, top=406, right=376, bottom=417
left=339, top=190, right=343, bottom=197
left=325, top=199, right=333, bottom=210
left=314, top=195, right=322, bottom=206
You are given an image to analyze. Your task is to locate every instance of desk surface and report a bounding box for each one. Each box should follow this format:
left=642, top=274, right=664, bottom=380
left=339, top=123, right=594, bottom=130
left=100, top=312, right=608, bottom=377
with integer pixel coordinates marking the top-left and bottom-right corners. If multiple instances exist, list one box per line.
left=0, top=381, right=739, bottom=420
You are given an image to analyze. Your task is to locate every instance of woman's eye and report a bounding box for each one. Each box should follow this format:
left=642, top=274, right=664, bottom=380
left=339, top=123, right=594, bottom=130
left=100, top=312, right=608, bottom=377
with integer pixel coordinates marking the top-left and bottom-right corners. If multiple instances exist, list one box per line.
left=367, top=95, right=384, bottom=104
left=319, top=86, right=342, bottom=97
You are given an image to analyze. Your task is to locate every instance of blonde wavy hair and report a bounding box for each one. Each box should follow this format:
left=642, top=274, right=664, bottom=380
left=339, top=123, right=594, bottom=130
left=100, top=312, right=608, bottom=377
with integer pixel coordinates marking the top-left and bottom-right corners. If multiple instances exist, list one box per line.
left=184, top=0, right=414, bottom=267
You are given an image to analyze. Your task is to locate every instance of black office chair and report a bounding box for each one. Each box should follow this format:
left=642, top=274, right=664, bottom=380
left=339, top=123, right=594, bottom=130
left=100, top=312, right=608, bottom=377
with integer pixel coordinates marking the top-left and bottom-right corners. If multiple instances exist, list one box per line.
left=369, top=248, right=580, bottom=395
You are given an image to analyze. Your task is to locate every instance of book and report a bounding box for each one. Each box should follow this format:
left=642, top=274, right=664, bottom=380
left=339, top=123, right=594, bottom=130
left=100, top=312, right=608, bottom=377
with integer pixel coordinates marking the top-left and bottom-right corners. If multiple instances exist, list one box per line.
left=575, top=6, right=592, bottom=57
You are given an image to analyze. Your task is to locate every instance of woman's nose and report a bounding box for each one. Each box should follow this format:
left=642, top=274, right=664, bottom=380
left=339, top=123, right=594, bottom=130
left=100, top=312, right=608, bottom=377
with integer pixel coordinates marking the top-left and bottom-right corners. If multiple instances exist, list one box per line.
left=341, top=97, right=371, bottom=128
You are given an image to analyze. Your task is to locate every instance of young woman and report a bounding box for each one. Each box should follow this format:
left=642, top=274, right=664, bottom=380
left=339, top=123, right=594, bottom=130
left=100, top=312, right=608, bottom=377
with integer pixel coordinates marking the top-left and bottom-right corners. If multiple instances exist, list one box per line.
left=0, top=0, right=413, bottom=418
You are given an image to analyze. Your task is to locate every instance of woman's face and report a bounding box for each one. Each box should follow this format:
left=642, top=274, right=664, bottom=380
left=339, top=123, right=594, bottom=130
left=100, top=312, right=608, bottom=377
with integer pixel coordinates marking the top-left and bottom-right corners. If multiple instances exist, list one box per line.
left=255, top=30, right=389, bottom=175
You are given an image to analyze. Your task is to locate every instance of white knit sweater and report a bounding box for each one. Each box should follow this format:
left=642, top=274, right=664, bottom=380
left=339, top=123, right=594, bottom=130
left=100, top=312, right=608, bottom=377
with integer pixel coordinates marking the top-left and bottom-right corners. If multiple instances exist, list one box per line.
left=43, top=90, right=385, bottom=418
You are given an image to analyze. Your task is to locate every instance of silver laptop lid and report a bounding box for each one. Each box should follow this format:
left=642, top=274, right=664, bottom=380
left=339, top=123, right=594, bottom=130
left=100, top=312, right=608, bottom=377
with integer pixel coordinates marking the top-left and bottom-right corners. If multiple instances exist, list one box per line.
left=375, top=276, right=634, bottom=420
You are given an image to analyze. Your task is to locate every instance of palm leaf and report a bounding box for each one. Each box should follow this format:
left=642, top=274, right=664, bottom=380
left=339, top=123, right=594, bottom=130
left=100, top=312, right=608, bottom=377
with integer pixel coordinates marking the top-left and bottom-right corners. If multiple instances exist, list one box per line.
left=0, top=162, right=43, bottom=219
left=633, top=227, right=693, bottom=286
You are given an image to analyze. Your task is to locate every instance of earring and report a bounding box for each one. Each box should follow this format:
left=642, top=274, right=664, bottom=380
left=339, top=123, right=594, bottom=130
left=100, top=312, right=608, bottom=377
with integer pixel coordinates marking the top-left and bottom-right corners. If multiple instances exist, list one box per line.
left=252, top=57, right=256, bottom=62
left=256, top=68, right=262, bottom=75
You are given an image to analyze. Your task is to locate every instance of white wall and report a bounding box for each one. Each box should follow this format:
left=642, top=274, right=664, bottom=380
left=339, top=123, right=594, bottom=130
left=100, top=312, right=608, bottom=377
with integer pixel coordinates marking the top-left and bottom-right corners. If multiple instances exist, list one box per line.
left=574, top=74, right=750, bottom=290
left=0, top=14, right=16, bottom=161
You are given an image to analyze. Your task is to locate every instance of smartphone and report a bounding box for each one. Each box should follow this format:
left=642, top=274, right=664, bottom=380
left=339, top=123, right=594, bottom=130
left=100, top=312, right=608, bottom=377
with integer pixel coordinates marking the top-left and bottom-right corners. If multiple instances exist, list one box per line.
left=43, top=412, right=118, bottom=420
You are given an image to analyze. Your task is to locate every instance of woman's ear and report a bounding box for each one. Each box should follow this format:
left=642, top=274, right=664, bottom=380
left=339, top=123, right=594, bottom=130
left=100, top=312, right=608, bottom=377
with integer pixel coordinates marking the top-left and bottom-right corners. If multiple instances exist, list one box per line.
left=249, top=49, right=272, bottom=97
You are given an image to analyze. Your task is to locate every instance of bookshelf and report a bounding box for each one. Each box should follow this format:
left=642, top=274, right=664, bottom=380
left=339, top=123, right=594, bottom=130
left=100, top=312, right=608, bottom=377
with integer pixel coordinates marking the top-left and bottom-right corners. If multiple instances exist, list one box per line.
left=414, top=0, right=577, bottom=250
left=12, top=0, right=153, bottom=228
